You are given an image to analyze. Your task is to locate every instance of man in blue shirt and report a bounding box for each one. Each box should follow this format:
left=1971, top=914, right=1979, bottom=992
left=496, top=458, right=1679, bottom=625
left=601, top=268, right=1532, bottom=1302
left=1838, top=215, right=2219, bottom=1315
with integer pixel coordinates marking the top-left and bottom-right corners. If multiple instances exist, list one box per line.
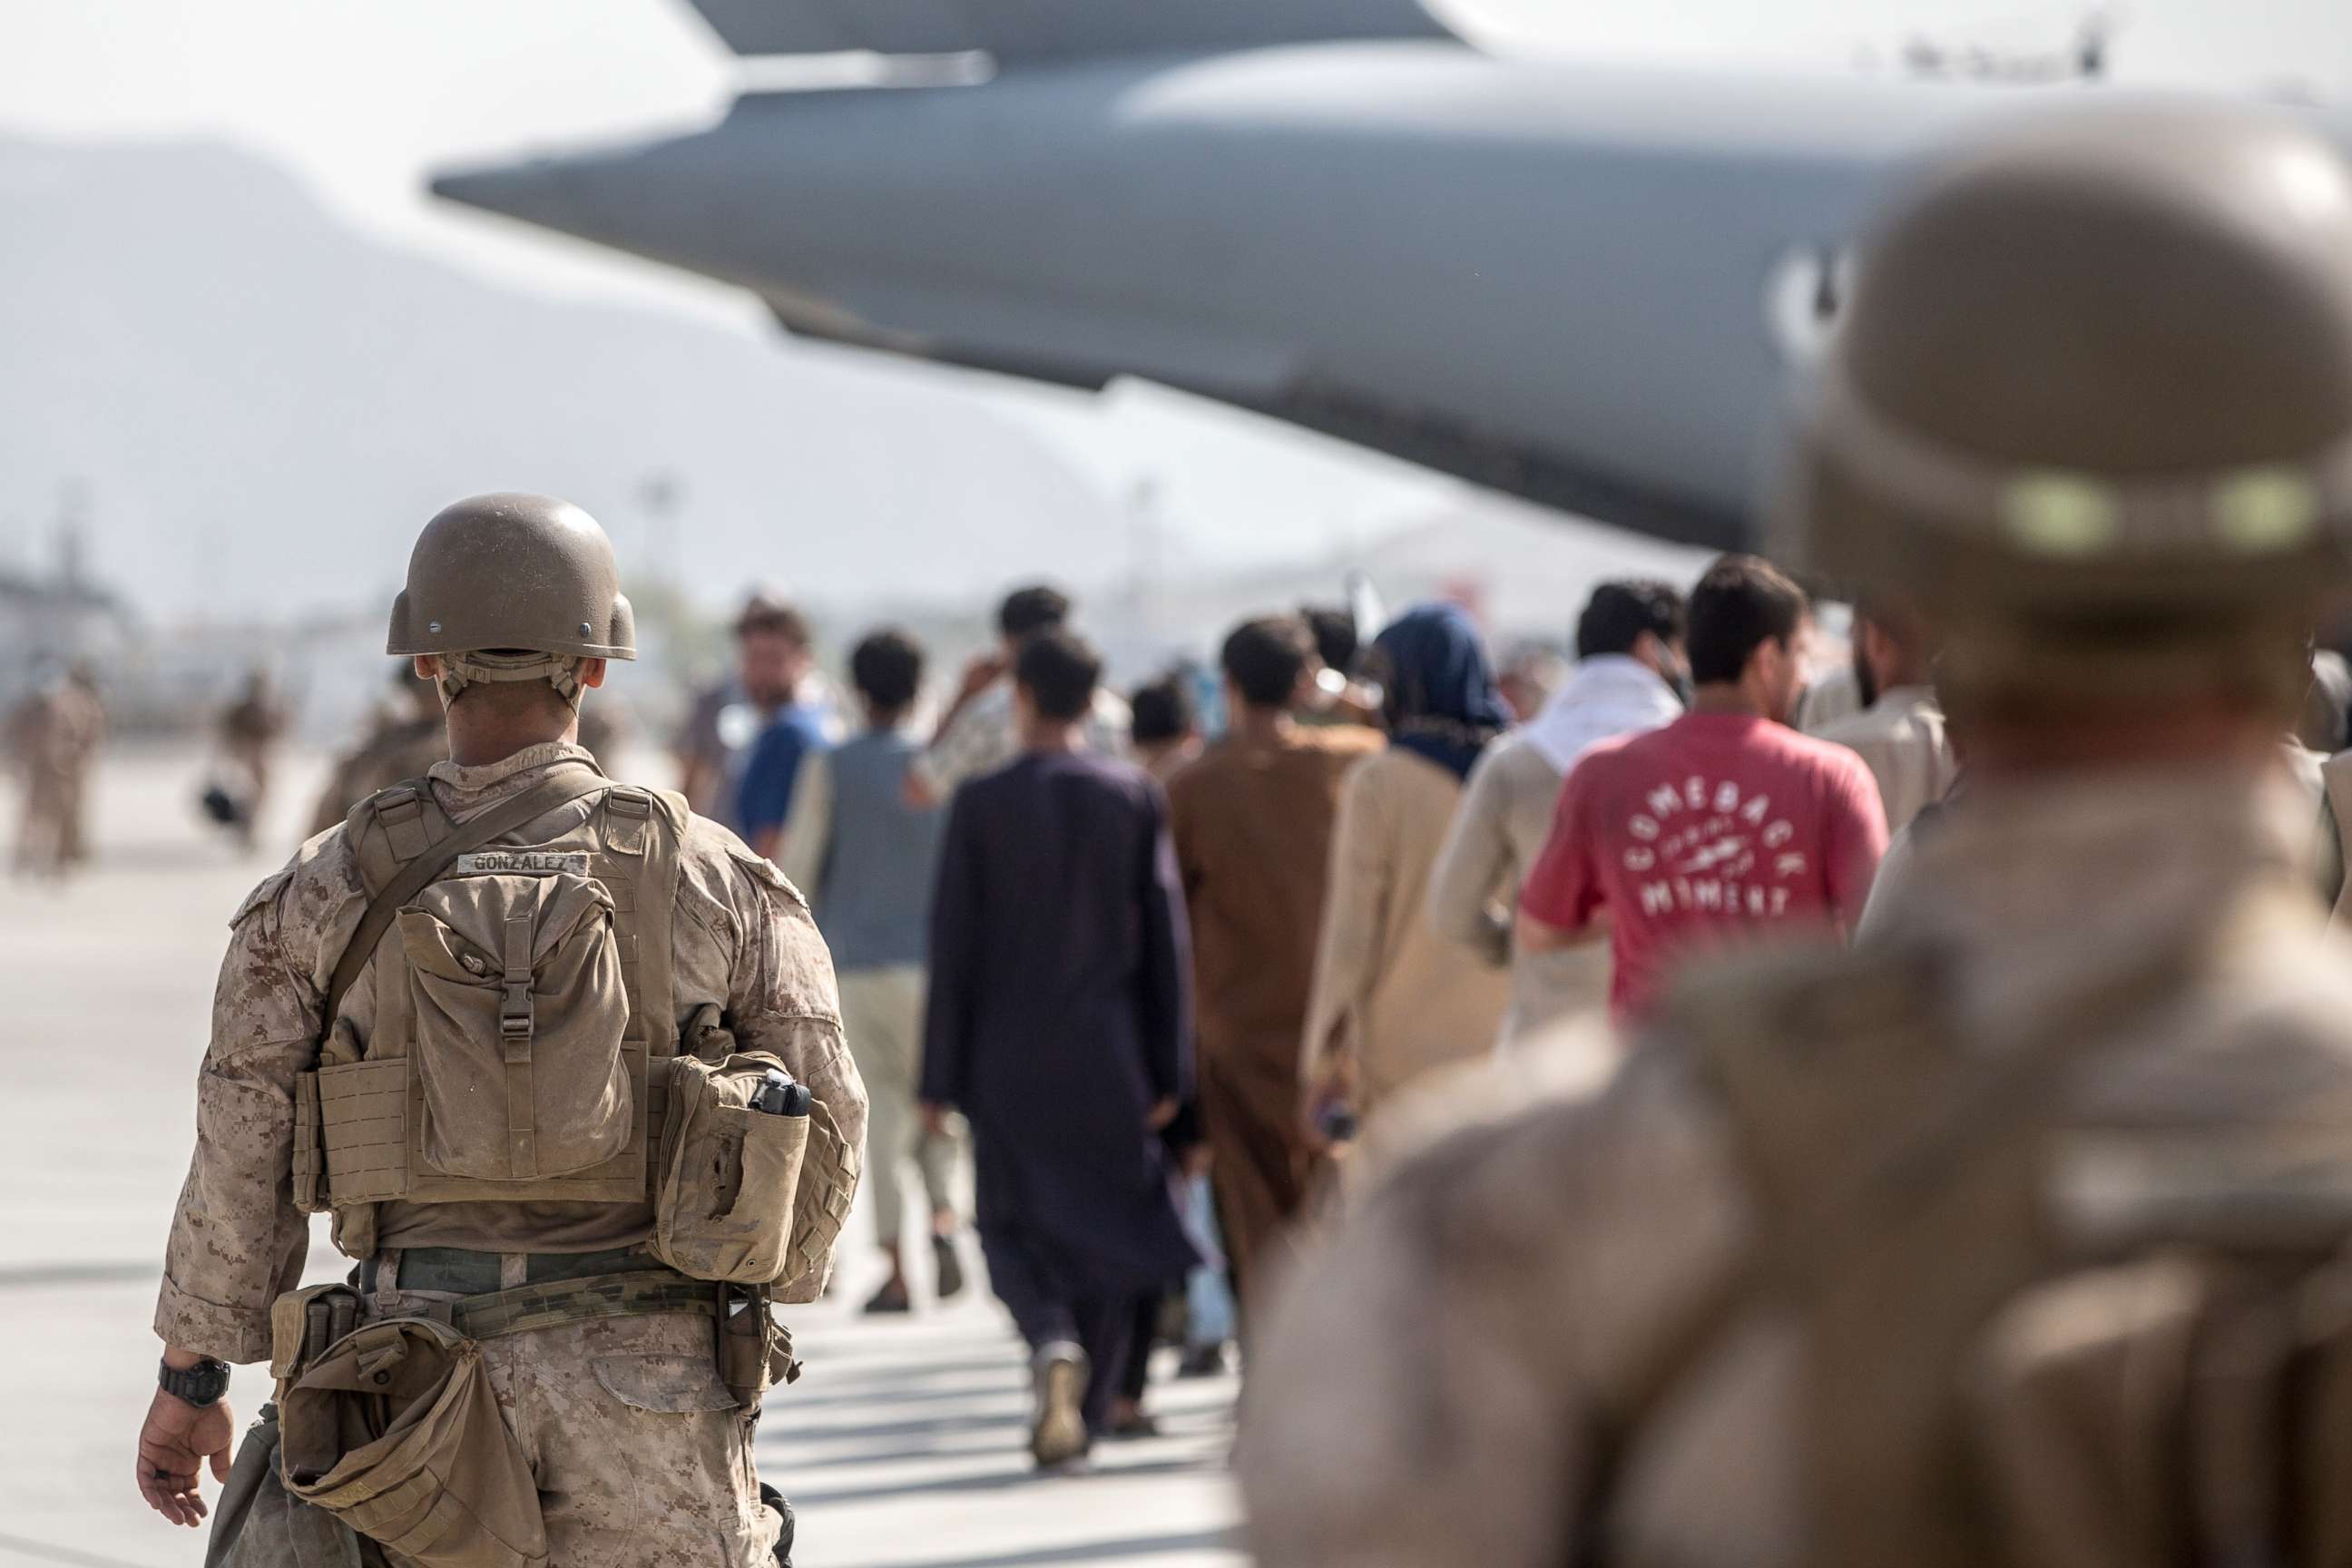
left=735, top=605, right=837, bottom=861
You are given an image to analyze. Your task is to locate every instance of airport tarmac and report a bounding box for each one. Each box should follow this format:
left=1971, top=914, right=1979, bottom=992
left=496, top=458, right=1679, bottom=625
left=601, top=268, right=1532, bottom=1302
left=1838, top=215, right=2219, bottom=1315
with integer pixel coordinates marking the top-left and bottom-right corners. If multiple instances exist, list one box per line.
left=0, top=745, right=1243, bottom=1568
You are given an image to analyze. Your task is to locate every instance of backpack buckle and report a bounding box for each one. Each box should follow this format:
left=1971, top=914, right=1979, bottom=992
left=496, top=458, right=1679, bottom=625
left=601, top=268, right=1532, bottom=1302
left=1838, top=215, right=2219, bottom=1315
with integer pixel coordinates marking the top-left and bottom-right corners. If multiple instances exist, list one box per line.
left=500, top=984, right=534, bottom=1048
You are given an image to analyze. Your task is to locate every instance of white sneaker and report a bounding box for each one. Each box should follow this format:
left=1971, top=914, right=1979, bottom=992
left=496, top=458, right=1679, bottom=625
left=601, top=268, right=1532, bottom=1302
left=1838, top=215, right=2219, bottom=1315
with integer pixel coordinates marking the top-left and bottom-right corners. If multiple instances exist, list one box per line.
left=1029, top=1340, right=1091, bottom=1469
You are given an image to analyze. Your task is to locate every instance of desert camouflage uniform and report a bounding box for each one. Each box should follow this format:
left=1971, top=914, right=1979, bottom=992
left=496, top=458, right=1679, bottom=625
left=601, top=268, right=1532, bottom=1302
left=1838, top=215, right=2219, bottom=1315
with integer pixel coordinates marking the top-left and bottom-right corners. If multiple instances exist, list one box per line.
left=9, top=679, right=103, bottom=875
left=158, top=740, right=865, bottom=1566
left=1242, top=765, right=2352, bottom=1567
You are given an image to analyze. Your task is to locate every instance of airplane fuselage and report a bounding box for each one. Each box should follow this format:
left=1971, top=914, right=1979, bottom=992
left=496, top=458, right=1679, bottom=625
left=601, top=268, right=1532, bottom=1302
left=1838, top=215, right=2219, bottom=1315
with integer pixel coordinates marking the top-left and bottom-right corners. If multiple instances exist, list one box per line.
left=433, top=44, right=2238, bottom=548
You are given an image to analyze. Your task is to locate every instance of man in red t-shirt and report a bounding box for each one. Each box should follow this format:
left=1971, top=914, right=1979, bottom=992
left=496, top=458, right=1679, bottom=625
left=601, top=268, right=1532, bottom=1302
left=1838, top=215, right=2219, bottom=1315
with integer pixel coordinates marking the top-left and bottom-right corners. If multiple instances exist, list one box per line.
left=1519, top=554, right=1887, bottom=1023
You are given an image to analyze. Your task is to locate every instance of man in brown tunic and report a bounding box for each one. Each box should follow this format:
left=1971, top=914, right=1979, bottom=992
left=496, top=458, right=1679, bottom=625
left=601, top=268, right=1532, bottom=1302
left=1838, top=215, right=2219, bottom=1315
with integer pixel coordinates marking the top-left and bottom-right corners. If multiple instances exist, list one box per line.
left=1167, top=616, right=1378, bottom=1316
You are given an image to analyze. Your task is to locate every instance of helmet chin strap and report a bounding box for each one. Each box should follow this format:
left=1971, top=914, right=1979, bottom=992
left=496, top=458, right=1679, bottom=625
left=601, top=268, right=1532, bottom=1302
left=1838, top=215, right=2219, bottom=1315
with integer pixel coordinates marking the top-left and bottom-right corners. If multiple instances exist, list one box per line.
left=435, top=652, right=587, bottom=711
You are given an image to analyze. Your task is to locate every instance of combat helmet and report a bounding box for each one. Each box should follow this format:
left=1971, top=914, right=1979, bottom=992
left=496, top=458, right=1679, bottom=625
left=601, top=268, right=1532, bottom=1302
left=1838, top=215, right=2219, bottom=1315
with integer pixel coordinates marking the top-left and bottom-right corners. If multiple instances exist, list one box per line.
left=387, top=493, right=635, bottom=705
left=1784, top=103, right=2352, bottom=710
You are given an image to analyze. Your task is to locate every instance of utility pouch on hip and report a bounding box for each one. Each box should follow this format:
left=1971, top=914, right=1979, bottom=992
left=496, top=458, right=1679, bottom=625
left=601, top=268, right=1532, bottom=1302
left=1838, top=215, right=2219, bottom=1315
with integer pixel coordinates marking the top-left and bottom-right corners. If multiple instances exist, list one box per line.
left=649, top=1024, right=810, bottom=1285
left=270, top=1282, right=365, bottom=1389
left=292, top=1073, right=327, bottom=1217
left=206, top=1403, right=365, bottom=1568
left=785, top=1093, right=858, bottom=1291
left=278, top=1318, right=546, bottom=1568
left=715, top=1287, right=802, bottom=1412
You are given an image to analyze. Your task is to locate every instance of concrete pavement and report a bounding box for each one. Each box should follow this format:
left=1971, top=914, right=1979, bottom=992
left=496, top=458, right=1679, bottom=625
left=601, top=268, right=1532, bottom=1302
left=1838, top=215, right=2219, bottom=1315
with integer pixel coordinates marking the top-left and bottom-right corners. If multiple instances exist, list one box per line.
left=0, top=745, right=1244, bottom=1568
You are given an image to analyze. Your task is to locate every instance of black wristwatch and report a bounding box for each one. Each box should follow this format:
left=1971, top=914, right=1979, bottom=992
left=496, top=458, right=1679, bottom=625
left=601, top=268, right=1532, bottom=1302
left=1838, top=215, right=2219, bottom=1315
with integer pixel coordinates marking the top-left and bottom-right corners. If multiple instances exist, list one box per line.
left=159, top=1357, right=231, bottom=1408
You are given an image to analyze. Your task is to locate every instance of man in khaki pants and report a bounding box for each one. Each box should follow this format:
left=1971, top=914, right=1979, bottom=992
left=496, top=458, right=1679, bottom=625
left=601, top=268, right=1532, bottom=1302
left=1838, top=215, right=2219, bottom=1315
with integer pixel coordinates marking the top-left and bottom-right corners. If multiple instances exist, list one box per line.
left=136, top=494, right=865, bottom=1567
left=784, top=627, right=966, bottom=1313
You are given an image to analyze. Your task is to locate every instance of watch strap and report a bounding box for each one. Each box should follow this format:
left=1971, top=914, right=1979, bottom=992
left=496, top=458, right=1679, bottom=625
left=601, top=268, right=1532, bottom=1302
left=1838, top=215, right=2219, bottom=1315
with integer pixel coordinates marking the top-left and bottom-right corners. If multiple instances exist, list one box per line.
left=159, top=1356, right=230, bottom=1408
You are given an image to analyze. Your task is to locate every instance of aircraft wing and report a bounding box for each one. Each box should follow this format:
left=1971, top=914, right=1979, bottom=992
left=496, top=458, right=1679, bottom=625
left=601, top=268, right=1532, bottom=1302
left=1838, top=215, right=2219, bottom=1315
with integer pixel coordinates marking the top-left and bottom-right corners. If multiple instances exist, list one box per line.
left=678, top=0, right=1459, bottom=63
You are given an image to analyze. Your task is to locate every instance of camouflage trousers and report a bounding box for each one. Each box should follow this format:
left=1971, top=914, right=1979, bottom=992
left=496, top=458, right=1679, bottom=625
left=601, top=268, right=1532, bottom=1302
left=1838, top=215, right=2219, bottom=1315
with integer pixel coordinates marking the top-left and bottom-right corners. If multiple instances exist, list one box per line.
left=372, top=1290, right=781, bottom=1568
left=13, top=763, right=85, bottom=876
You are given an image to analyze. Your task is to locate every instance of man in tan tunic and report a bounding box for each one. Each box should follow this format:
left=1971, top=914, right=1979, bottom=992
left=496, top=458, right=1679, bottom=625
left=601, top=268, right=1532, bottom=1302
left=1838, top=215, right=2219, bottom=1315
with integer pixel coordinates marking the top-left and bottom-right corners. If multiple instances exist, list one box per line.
left=1814, top=593, right=1955, bottom=834
left=136, top=495, right=865, bottom=1566
left=1426, top=581, right=1688, bottom=1045
left=1243, top=106, right=2352, bottom=1566
left=1168, top=616, right=1379, bottom=1313
left=1298, top=603, right=1514, bottom=1126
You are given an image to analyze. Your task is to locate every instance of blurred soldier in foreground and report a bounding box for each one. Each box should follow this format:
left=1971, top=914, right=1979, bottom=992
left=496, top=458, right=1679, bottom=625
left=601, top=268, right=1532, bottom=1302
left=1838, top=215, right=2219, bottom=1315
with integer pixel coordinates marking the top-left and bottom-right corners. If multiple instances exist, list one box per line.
left=1243, top=104, right=2352, bottom=1566
left=138, top=494, right=864, bottom=1566
left=8, top=661, right=104, bottom=878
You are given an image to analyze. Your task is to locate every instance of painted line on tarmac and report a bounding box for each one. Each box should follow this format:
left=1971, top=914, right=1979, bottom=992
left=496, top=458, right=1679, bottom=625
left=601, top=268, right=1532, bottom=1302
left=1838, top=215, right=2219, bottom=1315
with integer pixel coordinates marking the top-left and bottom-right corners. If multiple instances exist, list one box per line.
left=0, top=1531, right=147, bottom=1568
left=0, top=1261, right=156, bottom=1289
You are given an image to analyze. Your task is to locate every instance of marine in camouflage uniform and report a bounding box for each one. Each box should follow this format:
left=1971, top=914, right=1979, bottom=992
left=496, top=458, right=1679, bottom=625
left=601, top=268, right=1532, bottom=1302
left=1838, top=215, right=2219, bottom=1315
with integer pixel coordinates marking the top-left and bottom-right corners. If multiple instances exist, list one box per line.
left=218, top=671, right=289, bottom=849
left=1242, top=106, right=2352, bottom=1567
left=8, top=664, right=103, bottom=877
left=139, top=495, right=866, bottom=1567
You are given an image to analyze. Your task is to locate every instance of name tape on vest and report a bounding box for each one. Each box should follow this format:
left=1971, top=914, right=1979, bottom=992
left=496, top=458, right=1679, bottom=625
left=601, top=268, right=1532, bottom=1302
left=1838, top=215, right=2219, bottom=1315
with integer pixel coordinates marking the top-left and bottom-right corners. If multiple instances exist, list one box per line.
left=454, top=851, right=593, bottom=877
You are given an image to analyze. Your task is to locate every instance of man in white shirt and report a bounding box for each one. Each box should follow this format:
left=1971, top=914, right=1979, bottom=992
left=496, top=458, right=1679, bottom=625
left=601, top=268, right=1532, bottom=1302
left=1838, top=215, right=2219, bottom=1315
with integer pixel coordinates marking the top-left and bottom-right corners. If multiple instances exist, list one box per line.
left=906, top=583, right=1129, bottom=808
left=1425, top=580, right=1689, bottom=1044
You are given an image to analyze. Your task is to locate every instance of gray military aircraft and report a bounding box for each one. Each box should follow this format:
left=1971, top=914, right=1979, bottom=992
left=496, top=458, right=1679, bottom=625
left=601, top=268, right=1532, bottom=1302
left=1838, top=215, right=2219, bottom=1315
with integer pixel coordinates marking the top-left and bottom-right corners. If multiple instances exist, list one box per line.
left=428, top=0, right=2299, bottom=552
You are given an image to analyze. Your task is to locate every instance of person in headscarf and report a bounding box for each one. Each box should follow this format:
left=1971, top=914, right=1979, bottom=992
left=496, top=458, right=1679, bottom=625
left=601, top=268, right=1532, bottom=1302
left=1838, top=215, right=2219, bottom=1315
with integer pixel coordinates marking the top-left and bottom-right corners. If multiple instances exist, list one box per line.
left=1298, top=604, right=1514, bottom=1138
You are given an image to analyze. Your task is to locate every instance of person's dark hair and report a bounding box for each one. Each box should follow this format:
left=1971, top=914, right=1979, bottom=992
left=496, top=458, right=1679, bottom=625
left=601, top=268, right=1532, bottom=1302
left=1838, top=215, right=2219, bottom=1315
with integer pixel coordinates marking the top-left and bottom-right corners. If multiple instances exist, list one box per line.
left=1130, top=672, right=1198, bottom=745
left=1301, top=604, right=1359, bottom=677
left=848, top=627, right=924, bottom=716
left=1014, top=628, right=1102, bottom=722
left=1223, top=615, right=1316, bottom=709
left=1687, top=555, right=1811, bottom=685
left=737, top=601, right=811, bottom=647
left=998, top=584, right=1073, bottom=642
left=1577, top=580, right=1688, bottom=661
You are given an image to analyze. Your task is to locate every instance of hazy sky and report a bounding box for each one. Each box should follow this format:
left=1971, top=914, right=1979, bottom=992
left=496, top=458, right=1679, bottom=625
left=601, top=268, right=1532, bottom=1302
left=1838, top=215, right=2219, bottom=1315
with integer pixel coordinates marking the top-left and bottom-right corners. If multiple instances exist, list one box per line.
left=8, top=0, right=2347, bottom=317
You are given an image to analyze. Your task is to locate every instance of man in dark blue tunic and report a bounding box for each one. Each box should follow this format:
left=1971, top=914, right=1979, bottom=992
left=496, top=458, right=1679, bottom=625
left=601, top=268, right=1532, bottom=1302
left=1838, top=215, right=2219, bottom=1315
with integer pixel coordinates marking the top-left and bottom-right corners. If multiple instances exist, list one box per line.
left=922, top=628, right=1200, bottom=1471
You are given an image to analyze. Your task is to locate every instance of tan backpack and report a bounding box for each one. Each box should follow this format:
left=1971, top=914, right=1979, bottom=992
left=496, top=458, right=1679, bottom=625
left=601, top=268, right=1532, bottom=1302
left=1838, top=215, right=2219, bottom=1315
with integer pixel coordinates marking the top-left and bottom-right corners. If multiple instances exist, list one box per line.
left=1583, top=943, right=2352, bottom=1568
left=290, top=764, right=827, bottom=1289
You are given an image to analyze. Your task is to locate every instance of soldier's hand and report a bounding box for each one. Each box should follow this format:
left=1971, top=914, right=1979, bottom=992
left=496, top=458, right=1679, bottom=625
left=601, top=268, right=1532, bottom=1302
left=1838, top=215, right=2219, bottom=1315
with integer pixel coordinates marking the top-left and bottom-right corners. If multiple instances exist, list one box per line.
left=137, top=1387, right=233, bottom=1527
left=1144, top=1097, right=1180, bottom=1132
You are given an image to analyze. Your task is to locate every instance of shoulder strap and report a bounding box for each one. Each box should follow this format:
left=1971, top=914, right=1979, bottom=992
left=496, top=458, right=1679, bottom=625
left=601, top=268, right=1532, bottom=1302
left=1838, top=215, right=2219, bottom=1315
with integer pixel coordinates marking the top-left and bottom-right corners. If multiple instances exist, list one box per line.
left=323, top=768, right=612, bottom=1024
left=1573, top=943, right=2189, bottom=1567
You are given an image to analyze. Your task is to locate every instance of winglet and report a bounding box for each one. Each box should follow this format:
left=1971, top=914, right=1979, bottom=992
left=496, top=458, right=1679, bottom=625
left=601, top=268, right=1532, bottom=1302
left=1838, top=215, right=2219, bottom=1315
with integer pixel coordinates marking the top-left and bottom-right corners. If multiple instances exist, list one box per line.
left=679, top=0, right=1458, bottom=64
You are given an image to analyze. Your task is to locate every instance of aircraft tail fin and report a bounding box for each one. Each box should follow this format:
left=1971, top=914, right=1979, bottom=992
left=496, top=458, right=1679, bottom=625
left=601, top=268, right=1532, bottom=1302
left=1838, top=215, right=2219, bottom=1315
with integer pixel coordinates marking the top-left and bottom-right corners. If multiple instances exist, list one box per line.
left=681, top=0, right=1457, bottom=64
